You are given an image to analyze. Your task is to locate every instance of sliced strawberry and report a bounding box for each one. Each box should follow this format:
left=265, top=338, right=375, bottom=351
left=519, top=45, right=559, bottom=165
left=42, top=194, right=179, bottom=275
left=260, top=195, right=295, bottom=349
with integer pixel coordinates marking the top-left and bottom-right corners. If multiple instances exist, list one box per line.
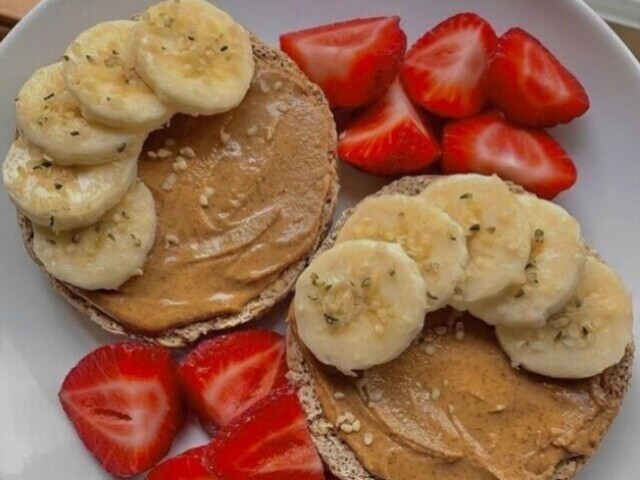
left=178, top=330, right=287, bottom=433
left=59, top=342, right=185, bottom=477
left=280, top=17, right=407, bottom=108
left=401, top=13, right=497, bottom=118
left=338, top=80, right=440, bottom=176
left=146, top=446, right=215, bottom=480
left=205, top=386, right=323, bottom=480
left=486, top=28, right=590, bottom=127
left=442, top=111, right=577, bottom=199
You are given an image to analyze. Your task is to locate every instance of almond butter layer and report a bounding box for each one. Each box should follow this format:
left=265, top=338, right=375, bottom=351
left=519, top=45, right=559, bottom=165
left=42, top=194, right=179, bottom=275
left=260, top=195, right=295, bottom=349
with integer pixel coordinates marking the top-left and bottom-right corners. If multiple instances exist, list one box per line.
left=298, top=309, right=619, bottom=480
left=78, top=59, right=334, bottom=333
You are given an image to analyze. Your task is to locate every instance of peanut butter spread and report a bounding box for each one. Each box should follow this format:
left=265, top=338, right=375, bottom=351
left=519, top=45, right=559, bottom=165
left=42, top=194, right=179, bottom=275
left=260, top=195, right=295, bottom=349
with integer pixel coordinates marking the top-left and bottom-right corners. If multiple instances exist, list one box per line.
left=299, top=309, right=619, bottom=480
left=79, top=59, right=335, bottom=332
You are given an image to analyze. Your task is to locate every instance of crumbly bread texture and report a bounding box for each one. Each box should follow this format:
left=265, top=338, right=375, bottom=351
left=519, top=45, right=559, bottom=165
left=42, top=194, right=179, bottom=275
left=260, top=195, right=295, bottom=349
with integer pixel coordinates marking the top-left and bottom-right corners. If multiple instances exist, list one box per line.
left=285, top=174, right=634, bottom=480
left=17, top=34, right=339, bottom=348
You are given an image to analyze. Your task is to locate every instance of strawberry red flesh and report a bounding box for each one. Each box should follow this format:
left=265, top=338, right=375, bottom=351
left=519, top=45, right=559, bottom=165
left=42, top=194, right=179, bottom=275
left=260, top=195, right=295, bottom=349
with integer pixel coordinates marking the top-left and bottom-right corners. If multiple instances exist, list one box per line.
left=442, top=111, right=577, bottom=199
left=280, top=16, right=407, bottom=108
left=146, top=446, right=216, bottom=480
left=401, top=13, right=497, bottom=118
left=486, top=28, right=590, bottom=127
left=59, top=342, right=185, bottom=478
left=179, top=330, right=287, bottom=432
left=205, top=386, right=324, bottom=480
left=338, top=80, right=440, bottom=176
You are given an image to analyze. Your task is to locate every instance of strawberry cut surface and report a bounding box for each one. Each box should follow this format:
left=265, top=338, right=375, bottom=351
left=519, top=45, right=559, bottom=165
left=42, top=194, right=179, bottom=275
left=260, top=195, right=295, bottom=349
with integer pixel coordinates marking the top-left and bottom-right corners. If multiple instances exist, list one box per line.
left=280, top=16, right=406, bottom=108
left=401, top=13, right=497, bottom=118
left=59, top=342, right=185, bottom=478
left=179, top=330, right=287, bottom=432
left=442, top=111, right=577, bottom=199
left=146, top=446, right=215, bottom=480
left=205, top=386, right=324, bottom=480
left=338, top=80, right=440, bottom=176
left=486, top=28, right=590, bottom=127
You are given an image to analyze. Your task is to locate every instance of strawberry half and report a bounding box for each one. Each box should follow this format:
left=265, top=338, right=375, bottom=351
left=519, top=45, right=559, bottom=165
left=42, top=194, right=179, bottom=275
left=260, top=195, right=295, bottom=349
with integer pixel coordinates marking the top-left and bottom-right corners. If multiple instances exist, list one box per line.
left=442, top=111, right=577, bottom=199
left=59, top=342, right=185, bottom=478
left=205, top=386, right=323, bottom=480
left=280, top=17, right=407, bottom=108
left=486, top=28, right=590, bottom=127
left=146, top=446, right=215, bottom=480
left=338, top=80, right=440, bottom=176
left=401, top=13, right=498, bottom=118
left=178, top=330, right=287, bottom=433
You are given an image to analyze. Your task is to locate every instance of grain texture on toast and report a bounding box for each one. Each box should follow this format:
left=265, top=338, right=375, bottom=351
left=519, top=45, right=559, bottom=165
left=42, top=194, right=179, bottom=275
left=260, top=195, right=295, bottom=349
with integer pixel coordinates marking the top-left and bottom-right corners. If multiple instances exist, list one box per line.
left=285, top=175, right=634, bottom=480
left=16, top=35, right=339, bottom=348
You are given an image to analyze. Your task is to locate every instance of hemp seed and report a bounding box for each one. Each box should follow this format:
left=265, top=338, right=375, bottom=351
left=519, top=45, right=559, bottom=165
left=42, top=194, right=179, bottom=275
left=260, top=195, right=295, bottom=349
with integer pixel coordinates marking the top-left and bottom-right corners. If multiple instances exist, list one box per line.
left=165, top=234, right=180, bottom=246
left=180, top=147, right=196, bottom=158
left=156, top=148, right=173, bottom=158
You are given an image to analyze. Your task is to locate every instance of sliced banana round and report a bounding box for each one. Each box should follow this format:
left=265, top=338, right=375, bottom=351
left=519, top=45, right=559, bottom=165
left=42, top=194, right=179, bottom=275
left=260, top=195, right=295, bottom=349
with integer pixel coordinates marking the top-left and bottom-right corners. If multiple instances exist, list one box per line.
left=33, top=181, right=157, bottom=291
left=2, top=137, right=137, bottom=231
left=63, top=20, right=173, bottom=131
left=336, top=194, right=468, bottom=311
left=134, top=0, right=255, bottom=116
left=420, top=174, right=531, bottom=307
left=294, top=240, right=428, bottom=375
left=16, top=62, right=146, bottom=166
left=497, top=257, right=633, bottom=379
left=468, top=196, right=586, bottom=328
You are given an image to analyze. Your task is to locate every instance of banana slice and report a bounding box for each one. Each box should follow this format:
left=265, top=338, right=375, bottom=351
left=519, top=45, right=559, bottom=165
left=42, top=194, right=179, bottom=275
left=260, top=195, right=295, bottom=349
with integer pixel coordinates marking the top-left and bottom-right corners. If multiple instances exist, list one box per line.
left=335, top=194, right=468, bottom=310
left=420, top=174, right=531, bottom=307
left=468, top=196, right=586, bottom=327
left=63, top=20, right=172, bottom=131
left=294, top=240, right=428, bottom=375
left=134, top=0, right=255, bottom=116
left=2, top=137, right=137, bottom=231
left=33, top=181, right=157, bottom=291
left=16, top=62, right=146, bottom=166
left=496, top=257, right=633, bottom=379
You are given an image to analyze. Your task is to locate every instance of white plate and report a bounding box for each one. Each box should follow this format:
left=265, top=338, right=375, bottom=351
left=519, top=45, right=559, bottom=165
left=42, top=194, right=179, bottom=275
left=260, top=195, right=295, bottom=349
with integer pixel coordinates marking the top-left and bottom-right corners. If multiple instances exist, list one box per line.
left=0, top=0, right=638, bottom=479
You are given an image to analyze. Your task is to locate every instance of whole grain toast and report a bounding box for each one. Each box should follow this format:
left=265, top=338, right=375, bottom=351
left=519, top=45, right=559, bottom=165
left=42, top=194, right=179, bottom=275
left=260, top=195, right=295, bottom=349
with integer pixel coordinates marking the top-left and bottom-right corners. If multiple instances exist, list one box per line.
left=285, top=174, right=634, bottom=480
left=16, top=34, right=339, bottom=348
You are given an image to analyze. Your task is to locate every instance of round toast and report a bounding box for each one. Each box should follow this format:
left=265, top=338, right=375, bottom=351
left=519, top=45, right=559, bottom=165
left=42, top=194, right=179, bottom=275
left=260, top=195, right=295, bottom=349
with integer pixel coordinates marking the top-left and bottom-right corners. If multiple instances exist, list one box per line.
left=286, top=174, right=634, bottom=480
left=16, top=35, right=339, bottom=348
